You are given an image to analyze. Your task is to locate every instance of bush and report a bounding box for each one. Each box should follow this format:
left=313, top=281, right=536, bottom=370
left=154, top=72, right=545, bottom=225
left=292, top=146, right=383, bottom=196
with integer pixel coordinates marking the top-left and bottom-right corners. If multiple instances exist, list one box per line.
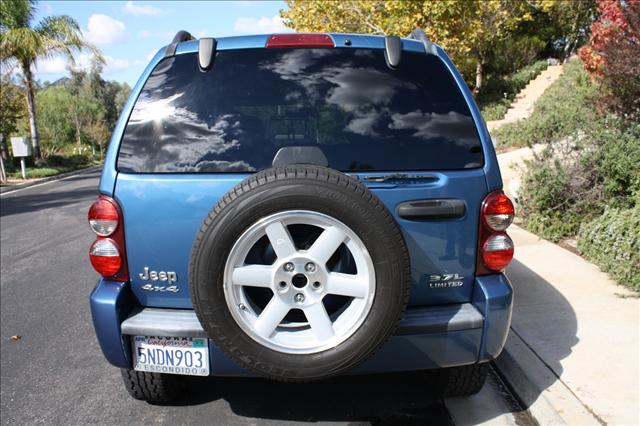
left=518, top=116, right=640, bottom=242
left=519, top=158, right=583, bottom=241
left=578, top=207, right=640, bottom=291
left=586, top=117, right=640, bottom=207
left=46, top=153, right=94, bottom=168
left=477, top=60, right=549, bottom=121
left=491, top=60, right=597, bottom=148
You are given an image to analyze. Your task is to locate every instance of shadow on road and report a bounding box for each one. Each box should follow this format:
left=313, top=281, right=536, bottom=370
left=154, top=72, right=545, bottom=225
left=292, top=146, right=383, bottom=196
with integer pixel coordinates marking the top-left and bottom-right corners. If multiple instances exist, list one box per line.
left=0, top=173, right=100, bottom=217
left=160, top=371, right=453, bottom=424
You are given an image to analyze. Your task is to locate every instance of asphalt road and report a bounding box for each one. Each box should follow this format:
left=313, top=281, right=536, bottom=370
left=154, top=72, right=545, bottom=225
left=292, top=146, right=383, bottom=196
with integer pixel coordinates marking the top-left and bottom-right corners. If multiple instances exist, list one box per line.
left=0, top=170, right=529, bottom=425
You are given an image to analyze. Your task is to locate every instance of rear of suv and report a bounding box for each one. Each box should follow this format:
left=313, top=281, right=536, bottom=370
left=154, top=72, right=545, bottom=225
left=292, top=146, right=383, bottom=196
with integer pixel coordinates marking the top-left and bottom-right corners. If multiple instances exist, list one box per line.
left=89, top=30, right=515, bottom=403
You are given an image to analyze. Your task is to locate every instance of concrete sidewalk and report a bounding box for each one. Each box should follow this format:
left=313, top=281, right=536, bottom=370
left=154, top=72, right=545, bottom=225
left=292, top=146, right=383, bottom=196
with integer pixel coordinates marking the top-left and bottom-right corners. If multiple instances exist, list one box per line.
left=497, top=225, right=639, bottom=425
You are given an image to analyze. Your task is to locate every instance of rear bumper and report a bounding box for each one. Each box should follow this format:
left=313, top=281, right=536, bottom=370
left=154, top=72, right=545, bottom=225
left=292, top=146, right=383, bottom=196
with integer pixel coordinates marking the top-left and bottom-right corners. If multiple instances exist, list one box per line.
left=90, top=274, right=512, bottom=374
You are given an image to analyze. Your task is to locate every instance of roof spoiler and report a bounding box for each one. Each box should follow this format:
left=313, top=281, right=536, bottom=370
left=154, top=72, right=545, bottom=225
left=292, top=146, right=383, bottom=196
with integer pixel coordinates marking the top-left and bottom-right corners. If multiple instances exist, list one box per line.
left=163, top=30, right=217, bottom=71
left=407, top=28, right=436, bottom=55
left=164, top=30, right=195, bottom=57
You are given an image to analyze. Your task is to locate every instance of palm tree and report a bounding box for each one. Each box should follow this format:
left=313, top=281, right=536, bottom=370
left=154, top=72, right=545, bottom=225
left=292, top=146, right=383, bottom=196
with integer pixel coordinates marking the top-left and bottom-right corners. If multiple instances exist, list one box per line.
left=0, top=0, right=101, bottom=159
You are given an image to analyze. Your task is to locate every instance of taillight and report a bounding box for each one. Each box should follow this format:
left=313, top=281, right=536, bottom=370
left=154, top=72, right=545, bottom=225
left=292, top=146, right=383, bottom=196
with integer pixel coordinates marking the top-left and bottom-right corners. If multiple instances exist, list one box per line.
left=89, top=239, right=122, bottom=276
left=482, top=234, right=515, bottom=271
left=483, top=192, right=514, bottom=231
left=88, top=197, right=119, bottom=236
left=88, top=195, right=129, bottom=281
left=265, top=34, right=335, bottom=48
left=477, top=191, right=515, bottom=274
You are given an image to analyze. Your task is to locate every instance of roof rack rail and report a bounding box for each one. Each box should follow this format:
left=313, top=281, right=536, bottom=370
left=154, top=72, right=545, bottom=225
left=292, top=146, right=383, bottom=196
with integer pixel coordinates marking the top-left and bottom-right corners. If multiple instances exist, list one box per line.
left=407, top=28, right=436, bottom=55
left=164, top=30, right=195, bottom=58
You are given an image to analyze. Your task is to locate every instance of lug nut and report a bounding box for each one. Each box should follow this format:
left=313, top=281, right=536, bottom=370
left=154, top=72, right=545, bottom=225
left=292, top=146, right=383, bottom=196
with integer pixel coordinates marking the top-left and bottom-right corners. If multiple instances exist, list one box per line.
left=283, top=262, right=295, bottom=272
left=294, top=293, right=305, bottom=304
left=238, top=303, right=246, bottom=310
left=305, top=262, right=316, bottom=272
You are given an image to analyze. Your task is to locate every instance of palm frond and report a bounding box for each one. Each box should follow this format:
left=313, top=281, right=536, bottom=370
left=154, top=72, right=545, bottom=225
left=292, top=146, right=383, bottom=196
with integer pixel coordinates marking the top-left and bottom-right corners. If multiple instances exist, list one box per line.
left=0, top=0, right=35, bottom=31
left=0, top=27, right=43, bottom=62
left=36, top=15, right=104, bottom=64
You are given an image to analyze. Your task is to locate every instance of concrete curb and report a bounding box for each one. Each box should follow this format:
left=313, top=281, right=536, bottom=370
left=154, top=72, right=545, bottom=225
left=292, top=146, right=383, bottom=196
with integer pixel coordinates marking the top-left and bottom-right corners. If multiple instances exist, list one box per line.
left=494, top=331, right=602, bottom=425
left=0, top=166, right=101, bottom=194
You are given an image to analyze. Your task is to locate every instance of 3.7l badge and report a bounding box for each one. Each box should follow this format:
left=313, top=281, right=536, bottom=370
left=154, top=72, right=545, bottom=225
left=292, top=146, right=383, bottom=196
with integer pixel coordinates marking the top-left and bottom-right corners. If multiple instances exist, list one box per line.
left=427, top=273, right=465, bottom=289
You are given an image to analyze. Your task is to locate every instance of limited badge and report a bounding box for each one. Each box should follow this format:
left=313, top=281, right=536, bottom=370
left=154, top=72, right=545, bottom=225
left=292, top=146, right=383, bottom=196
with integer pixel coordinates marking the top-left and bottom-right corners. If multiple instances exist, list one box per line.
left=427, top=273, right=465, bottom=289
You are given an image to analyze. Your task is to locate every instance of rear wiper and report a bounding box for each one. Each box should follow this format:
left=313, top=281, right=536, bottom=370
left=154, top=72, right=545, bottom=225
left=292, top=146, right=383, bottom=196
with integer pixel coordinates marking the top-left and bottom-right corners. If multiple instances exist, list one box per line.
left=360, top=173, right=438, bottom=183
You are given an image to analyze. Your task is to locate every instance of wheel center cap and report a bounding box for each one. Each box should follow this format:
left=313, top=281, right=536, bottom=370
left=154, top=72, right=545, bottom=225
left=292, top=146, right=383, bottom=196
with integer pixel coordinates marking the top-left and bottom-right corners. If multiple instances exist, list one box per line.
left=292, top=273, right=308, bottom=288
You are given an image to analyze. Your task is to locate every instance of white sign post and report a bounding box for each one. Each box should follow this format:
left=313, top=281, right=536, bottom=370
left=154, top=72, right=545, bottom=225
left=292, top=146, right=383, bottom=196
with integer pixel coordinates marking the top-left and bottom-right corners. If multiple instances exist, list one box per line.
left=11, top=137, right=32, bottom=179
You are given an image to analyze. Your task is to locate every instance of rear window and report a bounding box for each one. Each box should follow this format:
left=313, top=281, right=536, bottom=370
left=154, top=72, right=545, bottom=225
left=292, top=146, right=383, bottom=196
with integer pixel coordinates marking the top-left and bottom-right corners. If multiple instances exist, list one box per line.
left=118, top=48, right=483, bottom=173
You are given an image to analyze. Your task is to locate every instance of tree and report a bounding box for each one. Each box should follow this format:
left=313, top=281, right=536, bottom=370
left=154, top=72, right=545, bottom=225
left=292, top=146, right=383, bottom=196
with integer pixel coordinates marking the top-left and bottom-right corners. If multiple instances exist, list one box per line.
left=36, top=85, right=75, bottom=155
left=530, top=0, right=596, bottom=61
left=0, top=75, right=26, bottom=138
left=281, top=0, right=534, bottom=91
left=579, top=0, right=640, bottom=119
left=0, top=0, right=100, bottom=159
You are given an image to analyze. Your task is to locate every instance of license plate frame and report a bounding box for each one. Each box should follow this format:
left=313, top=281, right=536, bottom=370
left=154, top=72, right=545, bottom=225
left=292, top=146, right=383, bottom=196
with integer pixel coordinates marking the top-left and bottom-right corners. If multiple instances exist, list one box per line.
left=132, top=336, right=210, bottom=376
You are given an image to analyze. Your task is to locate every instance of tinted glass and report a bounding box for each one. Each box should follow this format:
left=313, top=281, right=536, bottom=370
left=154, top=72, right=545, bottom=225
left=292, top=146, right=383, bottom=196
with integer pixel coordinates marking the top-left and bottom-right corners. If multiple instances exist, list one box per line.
left=118, top=48, right=483, bottom=173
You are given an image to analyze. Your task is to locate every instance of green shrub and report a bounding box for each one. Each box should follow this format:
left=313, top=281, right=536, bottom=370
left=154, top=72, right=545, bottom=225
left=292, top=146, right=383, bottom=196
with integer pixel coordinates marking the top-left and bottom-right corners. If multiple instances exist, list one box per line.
left=518, top=116, right=640, bottom=242
left=491, top=60, right=597, bottom=148
left=478, top=60, right=549, bottom=121
left=596, top=119, right=640, bottom=207
left=481, top=102, right=509, bottom=121
left=578, top=207, right=640, bottom=291
left=518, top=157, right=584, bottom=241
left=46, top=153, right=94, bottom=168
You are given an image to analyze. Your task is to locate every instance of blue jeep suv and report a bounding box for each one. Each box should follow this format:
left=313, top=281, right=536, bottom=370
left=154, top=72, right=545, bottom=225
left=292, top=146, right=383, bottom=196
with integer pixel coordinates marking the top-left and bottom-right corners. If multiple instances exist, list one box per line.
left=88, top=30, right=515, bottom=403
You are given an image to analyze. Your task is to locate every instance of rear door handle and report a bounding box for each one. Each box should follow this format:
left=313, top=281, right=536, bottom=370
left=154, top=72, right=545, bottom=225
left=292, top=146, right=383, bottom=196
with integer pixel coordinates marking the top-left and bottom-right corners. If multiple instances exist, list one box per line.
left=397, top=199, right=466, bottom=220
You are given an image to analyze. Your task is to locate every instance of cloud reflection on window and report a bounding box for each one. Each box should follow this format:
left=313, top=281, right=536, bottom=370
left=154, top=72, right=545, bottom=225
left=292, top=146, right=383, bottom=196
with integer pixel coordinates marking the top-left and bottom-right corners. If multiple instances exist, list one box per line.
left=389, top=110, right=479, bottom=147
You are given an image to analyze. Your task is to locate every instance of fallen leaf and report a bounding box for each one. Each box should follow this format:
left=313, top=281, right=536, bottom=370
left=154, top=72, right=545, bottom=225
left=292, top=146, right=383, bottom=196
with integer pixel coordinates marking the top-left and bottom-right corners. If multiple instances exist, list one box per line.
left=10, top=335, right=21, bottom=341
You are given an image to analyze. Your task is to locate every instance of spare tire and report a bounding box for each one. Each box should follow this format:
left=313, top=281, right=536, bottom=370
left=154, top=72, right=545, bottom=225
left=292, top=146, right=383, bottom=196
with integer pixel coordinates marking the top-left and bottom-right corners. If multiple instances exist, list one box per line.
left=189, top=165, right=410, bottom=381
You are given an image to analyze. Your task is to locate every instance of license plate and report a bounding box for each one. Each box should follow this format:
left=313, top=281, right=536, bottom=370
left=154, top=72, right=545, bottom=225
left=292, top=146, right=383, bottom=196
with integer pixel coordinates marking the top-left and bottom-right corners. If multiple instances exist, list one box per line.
left=132, top=336, right=209, bottom=376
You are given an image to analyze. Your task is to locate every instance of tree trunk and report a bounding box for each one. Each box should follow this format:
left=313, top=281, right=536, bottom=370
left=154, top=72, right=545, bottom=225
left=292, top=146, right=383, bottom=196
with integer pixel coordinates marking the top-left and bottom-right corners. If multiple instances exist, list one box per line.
left=74, top=110, right=82, bottom=150
left=21, top=62, right=41, bottom=160
left=475, top=60, right=484, bottom=93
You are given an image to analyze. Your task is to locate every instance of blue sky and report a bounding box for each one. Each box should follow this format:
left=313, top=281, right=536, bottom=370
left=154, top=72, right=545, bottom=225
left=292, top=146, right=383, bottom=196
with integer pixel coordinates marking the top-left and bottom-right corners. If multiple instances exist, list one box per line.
left=32, top=1, right=290, bottom=86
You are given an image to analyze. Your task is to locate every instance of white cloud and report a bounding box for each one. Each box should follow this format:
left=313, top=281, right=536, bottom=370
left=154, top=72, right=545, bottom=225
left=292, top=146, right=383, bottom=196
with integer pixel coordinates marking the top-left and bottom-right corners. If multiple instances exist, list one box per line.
left=233, top=15, right=290, bottom=34
left=84, top=14, right=127, bottom=45
left=104, top=56, right=130, bottom=74
left=138, top=30, right=151, bottom=39
left=33, top=52, right=129, bottom=75
left=34, top=56, right=68, bottom=74
left=123, top=1, right=164, bottom=16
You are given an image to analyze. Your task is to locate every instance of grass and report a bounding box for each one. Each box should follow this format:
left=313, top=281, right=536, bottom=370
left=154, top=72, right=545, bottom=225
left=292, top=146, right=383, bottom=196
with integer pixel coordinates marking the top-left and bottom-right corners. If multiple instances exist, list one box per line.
left=7, top=166, right=73, bottom=179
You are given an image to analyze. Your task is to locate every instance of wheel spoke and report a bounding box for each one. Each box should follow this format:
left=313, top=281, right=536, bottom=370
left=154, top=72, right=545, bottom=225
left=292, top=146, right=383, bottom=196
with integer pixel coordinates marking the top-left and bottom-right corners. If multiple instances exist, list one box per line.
left=254, top=298, right=290, bottom=338
left=307, top=226, right=347, bottom=264
left=231, top=265, right=273, bottom=288
left=265, top=221, right=297, bottom=259
left=326, top=273, right=369, bottom=298
left=304, top=303, right=334, bottom=341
